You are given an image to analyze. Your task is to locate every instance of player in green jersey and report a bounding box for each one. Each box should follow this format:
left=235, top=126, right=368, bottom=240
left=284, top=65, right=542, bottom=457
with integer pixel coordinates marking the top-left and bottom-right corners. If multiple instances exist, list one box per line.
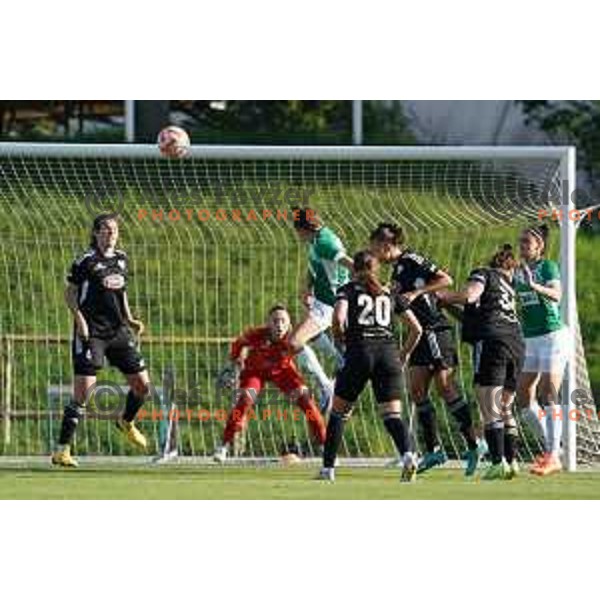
left=515, top=224, right=568, bottom=476
left=290, top=208, right=354, bottom=411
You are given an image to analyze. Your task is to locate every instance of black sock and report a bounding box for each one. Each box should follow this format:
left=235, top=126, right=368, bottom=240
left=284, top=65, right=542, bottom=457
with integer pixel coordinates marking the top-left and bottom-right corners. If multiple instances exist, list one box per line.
left=417, top=400, right=438, bottom=453
left=58, top=403, right=84, bottom=446
left=382, top=413, right=410, bottom=456
left=123, top=390, right=145, bottom=423
left=447, top=396, right=478, bottom=451
left=504, top=424, right=519, bottom=463
left=484, top=421, right=505, bottom=465
left=323, top=411, right=346, bottom=469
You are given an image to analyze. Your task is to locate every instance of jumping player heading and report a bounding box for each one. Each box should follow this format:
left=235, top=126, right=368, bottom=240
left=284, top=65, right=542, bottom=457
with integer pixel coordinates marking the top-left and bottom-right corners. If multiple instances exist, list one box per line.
left=289, top=208, right=353, bottom=410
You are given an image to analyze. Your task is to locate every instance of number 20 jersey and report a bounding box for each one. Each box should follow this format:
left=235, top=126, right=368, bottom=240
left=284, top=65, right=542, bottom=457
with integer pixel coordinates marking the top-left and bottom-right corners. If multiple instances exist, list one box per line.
left=335, top=280, right=410, bottom=344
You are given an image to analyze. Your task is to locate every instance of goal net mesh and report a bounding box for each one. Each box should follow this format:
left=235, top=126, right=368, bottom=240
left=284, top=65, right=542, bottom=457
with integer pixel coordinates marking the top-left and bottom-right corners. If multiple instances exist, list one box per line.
left=0, top=146, right=596, bottom=464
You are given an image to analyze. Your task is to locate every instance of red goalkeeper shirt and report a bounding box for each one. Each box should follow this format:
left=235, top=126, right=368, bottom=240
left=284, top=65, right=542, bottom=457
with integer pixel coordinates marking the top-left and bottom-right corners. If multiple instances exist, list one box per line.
left=230, top=327, right=296, bottom=374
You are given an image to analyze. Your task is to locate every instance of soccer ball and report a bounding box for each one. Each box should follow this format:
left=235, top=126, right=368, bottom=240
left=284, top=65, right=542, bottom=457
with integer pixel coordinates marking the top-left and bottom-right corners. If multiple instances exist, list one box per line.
left=157, top=125, right=191, bottom=158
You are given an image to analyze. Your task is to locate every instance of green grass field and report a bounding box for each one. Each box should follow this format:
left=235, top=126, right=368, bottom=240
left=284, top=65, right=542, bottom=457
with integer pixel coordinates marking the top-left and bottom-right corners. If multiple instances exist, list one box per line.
left=2, top=464, right=600, bottom=499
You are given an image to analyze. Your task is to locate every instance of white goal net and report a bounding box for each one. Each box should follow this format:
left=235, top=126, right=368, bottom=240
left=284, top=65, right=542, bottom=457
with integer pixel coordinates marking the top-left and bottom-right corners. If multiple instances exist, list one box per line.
left=0, top=144, right=596, bottom=469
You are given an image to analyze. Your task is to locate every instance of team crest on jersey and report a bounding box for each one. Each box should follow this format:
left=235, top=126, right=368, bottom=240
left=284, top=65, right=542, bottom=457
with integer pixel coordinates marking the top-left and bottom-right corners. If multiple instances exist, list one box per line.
left=102, top=273, right=125, bottom=290
left=94, top=263, right=106, bottom=271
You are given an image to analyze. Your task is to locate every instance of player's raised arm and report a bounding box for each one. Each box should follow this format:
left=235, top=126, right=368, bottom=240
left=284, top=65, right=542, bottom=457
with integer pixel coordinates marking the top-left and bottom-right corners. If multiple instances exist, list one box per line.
left=437, top=276, right=485, bottom=306
left=401, top=266, right=453, bottom=305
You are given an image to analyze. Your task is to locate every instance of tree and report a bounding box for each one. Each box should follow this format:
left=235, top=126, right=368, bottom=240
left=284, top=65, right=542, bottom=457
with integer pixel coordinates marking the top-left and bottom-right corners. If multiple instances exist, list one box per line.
left=519, top=100, right=600, bottom=195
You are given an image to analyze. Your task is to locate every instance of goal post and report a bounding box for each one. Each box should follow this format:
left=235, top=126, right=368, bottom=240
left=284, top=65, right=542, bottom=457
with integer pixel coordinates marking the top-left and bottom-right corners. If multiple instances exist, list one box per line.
left=560, top=147, right=577, bottom=471
left=0, top=142, right=592, bottom=470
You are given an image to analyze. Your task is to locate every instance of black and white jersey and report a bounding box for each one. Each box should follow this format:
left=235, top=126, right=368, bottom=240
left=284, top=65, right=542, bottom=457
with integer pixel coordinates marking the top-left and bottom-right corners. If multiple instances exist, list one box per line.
left=462, top=267, right=521, bottom=342
left=67, top=248, right=129, bottom=339
left=336, top=280, right=410, bottom=344
left=390, top=249, right=450, bottom=331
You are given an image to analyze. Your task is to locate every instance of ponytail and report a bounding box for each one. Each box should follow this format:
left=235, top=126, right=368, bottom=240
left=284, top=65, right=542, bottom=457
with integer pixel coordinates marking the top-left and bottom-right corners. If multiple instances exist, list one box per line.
left=353, top=250, right=384, bottom=295
left=489, top=244, right=518, bottom=270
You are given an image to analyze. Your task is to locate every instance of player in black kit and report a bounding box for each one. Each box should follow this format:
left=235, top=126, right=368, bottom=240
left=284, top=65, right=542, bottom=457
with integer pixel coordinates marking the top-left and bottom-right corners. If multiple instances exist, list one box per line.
left=318, top=250, right=423, bottom=483
left=438, top=244, right=525, bottom=480
left=52, top=213, right=152, bottom=467
left=369, top=223, right=481, bottom=476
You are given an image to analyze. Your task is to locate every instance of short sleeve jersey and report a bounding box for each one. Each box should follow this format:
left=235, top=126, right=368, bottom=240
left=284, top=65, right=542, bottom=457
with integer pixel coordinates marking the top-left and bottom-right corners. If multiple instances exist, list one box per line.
left=462, top=267, right=521, bottom=342
left=390, top=249, right=450, bottom=331
left=67, top=248, right=129, bottom=339
left=513, top=259, right=563, bottom=338
left=308, top=227, right=351, bottom=306
left=336, top=280, right=410, bottom=344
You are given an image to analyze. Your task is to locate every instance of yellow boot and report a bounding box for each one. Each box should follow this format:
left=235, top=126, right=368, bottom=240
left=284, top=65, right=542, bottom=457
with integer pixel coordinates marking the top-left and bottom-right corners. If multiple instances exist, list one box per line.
left=51, top=445, right=79, bottom=468
left=116, top=418, right=147, bottom=450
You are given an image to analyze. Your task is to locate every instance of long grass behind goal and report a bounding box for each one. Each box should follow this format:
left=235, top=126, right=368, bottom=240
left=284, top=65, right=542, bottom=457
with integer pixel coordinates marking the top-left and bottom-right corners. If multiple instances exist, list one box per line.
left=0, top=144, right=596, bottom=470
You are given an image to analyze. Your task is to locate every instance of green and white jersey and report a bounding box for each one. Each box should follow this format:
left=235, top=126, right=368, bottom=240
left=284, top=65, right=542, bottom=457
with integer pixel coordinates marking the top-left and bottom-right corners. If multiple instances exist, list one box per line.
left=514, top=259, right=563, bottom=338
left=308, top=227, right=350, bottom=306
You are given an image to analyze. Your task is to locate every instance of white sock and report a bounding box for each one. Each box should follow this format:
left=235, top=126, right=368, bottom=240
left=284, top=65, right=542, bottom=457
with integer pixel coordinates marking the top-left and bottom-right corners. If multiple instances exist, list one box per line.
left=297, top=346, right=331, bottom=390
left=312, top=332, right=344, bottom=369
left=521, top=401, right=547, bottom=442
left=545, top=403, right=563, bottom=456
left=403, top=451, right=415, bottom=467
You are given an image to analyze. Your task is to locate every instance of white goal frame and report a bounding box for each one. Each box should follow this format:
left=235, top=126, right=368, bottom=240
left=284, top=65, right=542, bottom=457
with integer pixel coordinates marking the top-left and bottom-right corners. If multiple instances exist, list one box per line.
left=0, top=143, right=579, bottom=470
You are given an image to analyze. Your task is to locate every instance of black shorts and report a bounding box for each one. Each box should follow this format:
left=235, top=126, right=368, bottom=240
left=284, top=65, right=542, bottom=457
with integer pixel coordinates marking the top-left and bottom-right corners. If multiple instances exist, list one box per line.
left=72, top=327, right=146, bottom=376
left=334, top=340, right=403, bottom=404
left=409, top=328, right=458, bottom=371
left=473, top=336, right=524, bottom=391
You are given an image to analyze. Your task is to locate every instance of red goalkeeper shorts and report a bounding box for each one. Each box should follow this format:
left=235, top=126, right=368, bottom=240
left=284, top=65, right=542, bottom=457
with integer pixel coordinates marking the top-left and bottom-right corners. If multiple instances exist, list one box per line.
left=239, top=364, right=305, bottom=396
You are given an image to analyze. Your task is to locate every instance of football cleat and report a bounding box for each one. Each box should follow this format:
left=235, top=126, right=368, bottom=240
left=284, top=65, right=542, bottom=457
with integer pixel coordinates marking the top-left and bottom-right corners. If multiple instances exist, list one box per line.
left=464, top=448, right=481, bottom=477
left=529, top=453, right=548, bottom=474
left=531, top=454, right=562, bottom=476
left=506, top=459, right=520, bottom=480
left=401, top=456, right=417, bottom=483
left=51, top=446, right=78, bottom=468
left=116, top=418, right=147, bottom=450
left=213, top=445, right=229, bottom=463
left=316, top=467, right=335, bottom=482
left=482, top=460, right=510, bottom=480
left=417, top=449, right=447, bottom=474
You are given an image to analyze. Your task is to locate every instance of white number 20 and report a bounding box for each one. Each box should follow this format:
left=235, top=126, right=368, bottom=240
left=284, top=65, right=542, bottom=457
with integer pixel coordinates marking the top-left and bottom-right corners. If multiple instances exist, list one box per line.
left=357, top=294, right=391, bottom=327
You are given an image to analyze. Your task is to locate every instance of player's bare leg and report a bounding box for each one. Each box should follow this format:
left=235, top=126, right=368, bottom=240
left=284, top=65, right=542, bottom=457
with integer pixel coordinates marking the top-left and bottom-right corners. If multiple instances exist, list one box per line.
left=532, top=373, right=564, bottom=476
left=517, top=371, right=546, bottom=466
left=115, top=370, right=151, bottom=450
left=289, top=317, right=334, bottom=410
left=52, top=374, right=95, bottom=467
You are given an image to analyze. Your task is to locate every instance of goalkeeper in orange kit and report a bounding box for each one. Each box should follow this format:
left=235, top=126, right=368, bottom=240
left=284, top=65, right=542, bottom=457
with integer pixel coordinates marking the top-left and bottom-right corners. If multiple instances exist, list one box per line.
left=213, top=304, right=327, bottom=462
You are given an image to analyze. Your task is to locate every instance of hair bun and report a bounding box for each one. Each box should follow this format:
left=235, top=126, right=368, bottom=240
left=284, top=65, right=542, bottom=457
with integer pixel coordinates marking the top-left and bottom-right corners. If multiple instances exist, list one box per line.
left=538, top=223, right=550, bottom=239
